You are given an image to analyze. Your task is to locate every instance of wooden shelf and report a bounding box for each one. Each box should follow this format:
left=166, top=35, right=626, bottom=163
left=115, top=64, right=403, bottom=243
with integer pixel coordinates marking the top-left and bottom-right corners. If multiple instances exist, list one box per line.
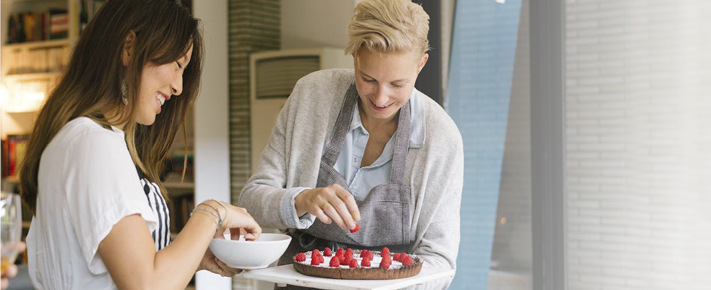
left=163, top=180, right=195, bottom=189
left=3, top=176, right=20, bottom=183
left=2, top=39, right=69, bottom=50
left=4, top=71, right=62, bottom=82
left=4, top=108, right=40, bottom=114
left=163, top=172, right=194, bottom=189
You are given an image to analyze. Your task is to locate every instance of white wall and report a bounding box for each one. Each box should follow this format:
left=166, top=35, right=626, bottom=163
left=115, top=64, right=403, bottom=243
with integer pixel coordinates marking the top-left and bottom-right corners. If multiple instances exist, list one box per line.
left=565, top=1, right=711, bottom=289
left=192, top=0, right=231, bottom=289
left=280, top=0, right=355, bottom=49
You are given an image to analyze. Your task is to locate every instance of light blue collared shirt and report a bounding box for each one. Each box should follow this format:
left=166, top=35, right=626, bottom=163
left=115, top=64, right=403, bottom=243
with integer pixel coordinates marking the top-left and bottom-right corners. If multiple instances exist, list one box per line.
left=332, top=88, right=424, bottom=201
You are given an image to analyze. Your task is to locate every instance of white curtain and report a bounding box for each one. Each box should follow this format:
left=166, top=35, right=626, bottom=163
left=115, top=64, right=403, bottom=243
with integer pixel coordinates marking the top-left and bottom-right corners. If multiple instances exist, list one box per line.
left=565, top=1, right=711, bottom=289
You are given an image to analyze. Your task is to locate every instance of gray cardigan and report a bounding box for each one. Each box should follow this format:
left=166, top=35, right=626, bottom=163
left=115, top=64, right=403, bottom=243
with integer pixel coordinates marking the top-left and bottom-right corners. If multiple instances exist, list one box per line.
left=239, top=69, right=463, bottom=289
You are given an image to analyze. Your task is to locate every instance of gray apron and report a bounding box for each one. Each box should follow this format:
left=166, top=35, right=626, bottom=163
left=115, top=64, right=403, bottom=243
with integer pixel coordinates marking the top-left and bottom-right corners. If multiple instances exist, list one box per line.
left=279, top=83, right=414, bottom=270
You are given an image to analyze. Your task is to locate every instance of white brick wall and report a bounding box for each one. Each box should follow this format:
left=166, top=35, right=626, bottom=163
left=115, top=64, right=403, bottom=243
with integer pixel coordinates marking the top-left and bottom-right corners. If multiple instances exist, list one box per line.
left=565, top=0, right=711, bottom=289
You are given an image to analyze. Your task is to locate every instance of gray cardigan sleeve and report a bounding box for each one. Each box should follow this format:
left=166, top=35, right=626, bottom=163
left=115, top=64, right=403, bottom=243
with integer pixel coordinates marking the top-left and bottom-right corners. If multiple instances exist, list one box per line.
left=238, top=69, right=349, bottom=229
left=407, top=99, right=465, bottom=290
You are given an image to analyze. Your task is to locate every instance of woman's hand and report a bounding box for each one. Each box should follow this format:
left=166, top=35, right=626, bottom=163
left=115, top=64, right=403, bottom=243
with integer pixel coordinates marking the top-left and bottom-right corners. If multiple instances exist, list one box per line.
left=198, top=249, right=242, bottom=277
left=1, top=242, right=25, bottom=290
left=203, top=200, right=262, bottom=241
left=195, top=202, right=261, bottom=277
left=294, top=184, right=361, bottom=230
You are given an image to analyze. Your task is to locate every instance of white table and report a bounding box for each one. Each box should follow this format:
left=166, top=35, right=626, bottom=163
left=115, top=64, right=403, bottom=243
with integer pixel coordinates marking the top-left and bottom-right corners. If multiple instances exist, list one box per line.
left=240, top=262, right=455, bottom=290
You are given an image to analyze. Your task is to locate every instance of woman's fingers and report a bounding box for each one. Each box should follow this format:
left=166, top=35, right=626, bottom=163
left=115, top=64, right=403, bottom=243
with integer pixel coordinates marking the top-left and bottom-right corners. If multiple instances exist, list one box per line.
left=215, top=258, right=242, bottom=276
left=325, top=184, right=361, bottom=230
left=331, top=185, right=360, bottom=229
left=321, top=201, right=347, bottom=229
left=300, top=184, right=361, bottom=230
left=293, top=184, right=361, bottom=230
left=314, top=202, right=333, bottom=225
left=1, top=264, right=17, bottom=279
left=336, top=186, right=361, bottom=222
left=222, top=204, right=262, bottom=239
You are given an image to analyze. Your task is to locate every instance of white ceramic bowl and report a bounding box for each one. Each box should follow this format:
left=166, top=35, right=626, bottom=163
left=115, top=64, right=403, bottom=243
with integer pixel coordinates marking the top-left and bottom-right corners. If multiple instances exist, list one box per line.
left=209, top=233, right=292, bottom=270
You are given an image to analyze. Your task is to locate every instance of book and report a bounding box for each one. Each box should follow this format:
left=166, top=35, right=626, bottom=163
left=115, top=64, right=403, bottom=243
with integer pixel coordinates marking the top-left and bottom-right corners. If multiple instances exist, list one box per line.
left=49, top=9, right=68, bottom=40
left=23, top=12, right=37, bottom=42
left=4, top=135, right=30, bottom=177
left=7, top=13, right=25, bottom=43
left=1, top=139, right=8, bottom=177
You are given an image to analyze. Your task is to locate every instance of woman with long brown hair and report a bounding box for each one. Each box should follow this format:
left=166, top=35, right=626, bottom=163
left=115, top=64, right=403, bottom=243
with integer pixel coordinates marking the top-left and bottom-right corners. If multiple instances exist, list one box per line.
left=18, top=0, right=261, bottom=289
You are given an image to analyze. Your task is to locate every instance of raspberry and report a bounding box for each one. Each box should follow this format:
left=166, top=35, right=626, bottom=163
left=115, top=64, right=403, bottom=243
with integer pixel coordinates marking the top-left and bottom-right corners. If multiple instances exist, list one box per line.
left=330, top=256, right=341, bottom=267
left=335, top=248, right=345, bottom=261
left=350, top=223, right=360, bottom=233
left=324, top=247, right=333, bottom=257
left=349, top=259, right=358, bottom=268
left=381, top=252, right=392, bottom=263
left=361, top=258, right=371, bottom=267
left=393, top=253, right=401, bottom=262
left=361, top=250, right=373, bottom=260
left=401, top=255, right=414, bottom=266
left=343, top=251, right=353, bottom=265
left=381, top=247, right=390, bottom=257
left=295, top=253, right=306, bottom=262
left=380, top=258, right=391, bottom=269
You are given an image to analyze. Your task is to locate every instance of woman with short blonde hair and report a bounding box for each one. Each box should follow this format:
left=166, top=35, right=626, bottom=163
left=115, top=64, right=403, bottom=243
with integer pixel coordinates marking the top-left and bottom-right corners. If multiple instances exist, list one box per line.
left=346, top=0, right=431, bottom=57
left=241, top=0, right=462, bottom=289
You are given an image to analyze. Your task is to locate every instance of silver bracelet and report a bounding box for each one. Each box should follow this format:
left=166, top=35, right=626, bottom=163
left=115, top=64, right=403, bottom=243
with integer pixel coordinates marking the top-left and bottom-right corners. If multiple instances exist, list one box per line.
left=201, top=202, right=224, bottom=229
left=190, top=207, right=221, bottom=232
left=213, top=200, right=228, bottom=214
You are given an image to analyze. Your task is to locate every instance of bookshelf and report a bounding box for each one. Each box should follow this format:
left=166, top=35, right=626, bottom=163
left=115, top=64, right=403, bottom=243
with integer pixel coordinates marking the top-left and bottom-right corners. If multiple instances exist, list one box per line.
left=1, top=0, right=83, bottom=194
left=163, top=107, right=195, bottom=235
left=1, top=0, right=197, bottom=267
left=0, top=1, right=83, bottom=270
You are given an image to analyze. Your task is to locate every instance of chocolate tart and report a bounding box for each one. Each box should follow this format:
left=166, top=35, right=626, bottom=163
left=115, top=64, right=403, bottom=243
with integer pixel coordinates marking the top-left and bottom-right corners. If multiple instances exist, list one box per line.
left=292, top=250, right=423, bottom=280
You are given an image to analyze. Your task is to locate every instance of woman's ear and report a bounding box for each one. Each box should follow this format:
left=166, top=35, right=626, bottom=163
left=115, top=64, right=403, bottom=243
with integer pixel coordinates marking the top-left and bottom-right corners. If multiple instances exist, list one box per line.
left=122, top=30, right=137, bottom=67
left=417, top=53, right=429, bottom=74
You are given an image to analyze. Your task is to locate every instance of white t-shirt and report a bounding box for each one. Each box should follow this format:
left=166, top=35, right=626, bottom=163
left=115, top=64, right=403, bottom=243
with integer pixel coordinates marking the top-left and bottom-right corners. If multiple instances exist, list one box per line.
left=27, top=117, right=158, bottom=290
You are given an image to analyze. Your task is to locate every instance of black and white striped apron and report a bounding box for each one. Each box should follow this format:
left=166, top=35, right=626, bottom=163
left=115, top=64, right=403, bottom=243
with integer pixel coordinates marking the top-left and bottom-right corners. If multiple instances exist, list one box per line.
left=138, top=175, right=171, bottom=251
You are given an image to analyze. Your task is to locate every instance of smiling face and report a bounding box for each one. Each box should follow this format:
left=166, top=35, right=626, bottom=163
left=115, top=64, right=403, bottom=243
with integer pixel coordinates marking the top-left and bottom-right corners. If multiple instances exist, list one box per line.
left=353, top=48, right=428, bottom=124
left=134, top=45, right=193, bottom=126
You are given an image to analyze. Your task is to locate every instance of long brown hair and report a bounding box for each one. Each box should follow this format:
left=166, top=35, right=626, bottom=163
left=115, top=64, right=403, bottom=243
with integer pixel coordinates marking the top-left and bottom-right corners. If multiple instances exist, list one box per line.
left=19, top=0, right=204, bottom=213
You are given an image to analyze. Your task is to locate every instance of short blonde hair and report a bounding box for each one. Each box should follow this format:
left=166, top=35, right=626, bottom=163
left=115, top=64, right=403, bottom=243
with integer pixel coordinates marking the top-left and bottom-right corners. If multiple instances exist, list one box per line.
left=346, top=0, right=430, bottom=57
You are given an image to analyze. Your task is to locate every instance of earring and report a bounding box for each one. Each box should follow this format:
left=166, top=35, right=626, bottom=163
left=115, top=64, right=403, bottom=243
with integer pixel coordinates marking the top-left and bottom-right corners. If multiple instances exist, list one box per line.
left=121, top=79, right=128, bottom=105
